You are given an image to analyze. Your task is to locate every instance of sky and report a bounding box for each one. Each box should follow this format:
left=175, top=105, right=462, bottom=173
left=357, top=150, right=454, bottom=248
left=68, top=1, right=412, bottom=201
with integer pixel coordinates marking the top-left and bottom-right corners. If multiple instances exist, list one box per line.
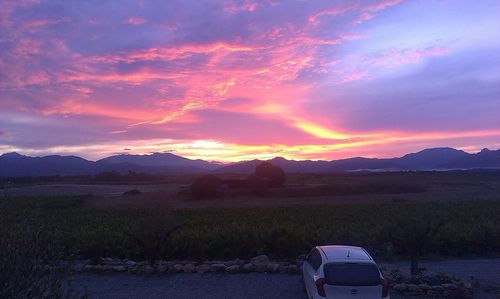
left=1, top=0, right=499, bottom=162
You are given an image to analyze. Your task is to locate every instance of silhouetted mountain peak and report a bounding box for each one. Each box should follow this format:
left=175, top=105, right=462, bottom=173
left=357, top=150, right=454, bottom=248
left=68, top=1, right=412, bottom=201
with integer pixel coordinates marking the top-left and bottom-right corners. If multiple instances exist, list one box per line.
left=398, top=147, right=469, bottom=169
left=98, top=152, right=219, bottom=170
left=269, top=157, right=288, bottom=162
left=2, top=147, right=500, bottom=177
left=1, top=152, right=25, bottom=159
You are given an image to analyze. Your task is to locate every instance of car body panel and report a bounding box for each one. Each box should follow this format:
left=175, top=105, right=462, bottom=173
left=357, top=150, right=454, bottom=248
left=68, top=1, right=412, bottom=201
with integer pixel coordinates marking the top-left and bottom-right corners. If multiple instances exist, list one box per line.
left=303, top=245, right=389, bottom=299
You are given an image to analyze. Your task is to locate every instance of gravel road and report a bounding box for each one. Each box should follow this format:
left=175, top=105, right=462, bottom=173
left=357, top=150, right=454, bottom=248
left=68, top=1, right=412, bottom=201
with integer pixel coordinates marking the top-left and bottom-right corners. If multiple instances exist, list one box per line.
left=69, top=259, right=500, bottom=299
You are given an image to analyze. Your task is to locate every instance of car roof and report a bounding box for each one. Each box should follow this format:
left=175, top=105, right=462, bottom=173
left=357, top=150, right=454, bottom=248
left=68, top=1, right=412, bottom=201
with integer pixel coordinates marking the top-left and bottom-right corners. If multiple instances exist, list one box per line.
left=317, top=245, right=374, bottom=262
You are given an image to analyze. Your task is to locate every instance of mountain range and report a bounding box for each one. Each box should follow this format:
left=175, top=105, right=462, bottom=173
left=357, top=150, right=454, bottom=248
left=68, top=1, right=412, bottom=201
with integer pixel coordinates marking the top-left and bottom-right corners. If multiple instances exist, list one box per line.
left=0, top=147, right=499, bottom=177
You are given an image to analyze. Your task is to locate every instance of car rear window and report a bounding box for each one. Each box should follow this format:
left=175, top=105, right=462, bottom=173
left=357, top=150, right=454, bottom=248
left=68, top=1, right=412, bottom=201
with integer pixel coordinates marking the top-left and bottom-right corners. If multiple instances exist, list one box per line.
left=323, top=263, right=381, bottom=286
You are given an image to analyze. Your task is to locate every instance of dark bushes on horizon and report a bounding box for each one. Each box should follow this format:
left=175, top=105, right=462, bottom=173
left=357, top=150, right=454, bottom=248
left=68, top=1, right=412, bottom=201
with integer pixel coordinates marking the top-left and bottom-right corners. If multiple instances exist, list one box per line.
left=190, top=162, right=286, bottom=199
left=254, top=162, right=285, bottom=187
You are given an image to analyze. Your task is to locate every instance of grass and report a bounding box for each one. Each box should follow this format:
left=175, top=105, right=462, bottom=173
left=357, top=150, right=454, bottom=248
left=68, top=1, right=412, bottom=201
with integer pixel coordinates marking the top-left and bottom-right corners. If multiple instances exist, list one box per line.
left=1, top=195, right=499, bottom=261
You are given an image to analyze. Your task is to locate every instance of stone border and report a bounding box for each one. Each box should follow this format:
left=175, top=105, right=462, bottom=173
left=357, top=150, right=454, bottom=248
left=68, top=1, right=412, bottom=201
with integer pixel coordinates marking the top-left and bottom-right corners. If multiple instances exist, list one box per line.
left=74, top=255, right=301, bottom=275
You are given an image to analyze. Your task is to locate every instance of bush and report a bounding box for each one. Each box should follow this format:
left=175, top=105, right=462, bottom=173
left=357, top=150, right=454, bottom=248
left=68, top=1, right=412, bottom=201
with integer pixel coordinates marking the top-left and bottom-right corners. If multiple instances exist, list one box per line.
left=254, top=162, right=285, bottom=187
left=191, top=175, right=221, bottom=199
left=0, top=225, right=82, bottom=299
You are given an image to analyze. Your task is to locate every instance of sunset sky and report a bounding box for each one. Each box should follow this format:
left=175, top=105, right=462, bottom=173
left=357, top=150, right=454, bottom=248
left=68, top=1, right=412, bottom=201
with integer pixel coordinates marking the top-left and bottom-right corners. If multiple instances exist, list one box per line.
left=1, top=0, right=499, bottom=162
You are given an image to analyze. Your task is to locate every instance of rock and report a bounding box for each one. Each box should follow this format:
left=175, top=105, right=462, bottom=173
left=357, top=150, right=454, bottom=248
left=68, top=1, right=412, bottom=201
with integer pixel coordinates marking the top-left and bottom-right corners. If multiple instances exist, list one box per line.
left=113, top=265, right=126, bottom=272
left=137, top=261, right=149, bottom=266
left=173, top=264, right=184, bottom=273
left=156, top=265, right=168, bottom=273
left=125, top=260, right=136, bottom=267
left=210, top=263, right=227, bottom=272
left=224, top=259, right=244, bottom=267
left=226, top=265, right=240, bottom=273
left=143, top=265, right=154, bottom=274
left=106, top=259, right=123, bottom=266
left=432, top=285, right=445, bottom=293
left=393, top=283, right=407, bottom=292
left=183, top=264, right=196, bottom=273
left=251, top=255, right=270, bottom=264
left=287, top=265, right=298, bottom=274
left=242, top=263, right=254, bottom=272
left=235, top=258, right=245, bottom=265
left=443, top=283, right=457, bottom=289
left=195, top=264, right=210, bottom=273
left=266, top=263, right=280, bottom=273
left=420, top=284, right=432, bottom=294
left=74, top=263, right=85, bottom=272
left=224, top=260, right=237, bottom=267
left=254, top=263, right=267, bottom=273
left=101, top=257, right=113, bottom=264
left=251, top=255, right=273, bottom=273
left=102, top=265, right=114, bottom=271
left=196, top=264, right=210, bottom=273
left=84, top=265, right=95, bottom=272
left=407, top=284, right=420, bottom=293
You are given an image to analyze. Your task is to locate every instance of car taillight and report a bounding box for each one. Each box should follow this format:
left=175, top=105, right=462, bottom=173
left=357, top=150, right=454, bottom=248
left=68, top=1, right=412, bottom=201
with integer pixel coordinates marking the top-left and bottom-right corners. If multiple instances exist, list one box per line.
left=315, top=277, right=326, bottom=297
left=381, top=278, right=390, bottom=298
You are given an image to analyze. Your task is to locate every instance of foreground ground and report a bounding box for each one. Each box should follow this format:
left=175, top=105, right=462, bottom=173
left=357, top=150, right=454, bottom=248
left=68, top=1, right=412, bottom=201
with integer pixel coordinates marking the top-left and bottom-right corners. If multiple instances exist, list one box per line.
left=70, top=259, right=500, bottom=299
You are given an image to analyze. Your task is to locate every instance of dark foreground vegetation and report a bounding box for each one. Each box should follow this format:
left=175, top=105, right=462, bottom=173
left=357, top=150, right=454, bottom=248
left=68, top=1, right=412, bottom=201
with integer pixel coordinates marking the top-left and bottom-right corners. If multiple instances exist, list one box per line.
left=1, top=196, right=498, bottom=263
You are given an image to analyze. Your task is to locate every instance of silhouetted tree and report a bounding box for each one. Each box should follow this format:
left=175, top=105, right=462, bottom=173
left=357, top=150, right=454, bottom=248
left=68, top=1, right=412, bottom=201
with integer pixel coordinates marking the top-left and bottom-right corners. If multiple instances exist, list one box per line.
left=191, top=174, right=221, bottom=199
left=254, top=162, right=285, bottom=187
left=385, top=216, right=443, bottom=275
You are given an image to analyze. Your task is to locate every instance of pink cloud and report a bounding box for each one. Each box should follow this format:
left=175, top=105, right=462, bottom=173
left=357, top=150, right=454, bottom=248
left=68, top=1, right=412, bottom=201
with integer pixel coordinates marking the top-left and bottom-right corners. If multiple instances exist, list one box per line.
left=126, top=17, right=147, bottom=25
left=369, top=46, right=450, bottom=68
left=223, top=0, right=258, bottom=13
left=354, top=0, right=403, bottom=24
left=308, top=3, right=357, bottom=25
left=23, top=17, right=67, bottom=28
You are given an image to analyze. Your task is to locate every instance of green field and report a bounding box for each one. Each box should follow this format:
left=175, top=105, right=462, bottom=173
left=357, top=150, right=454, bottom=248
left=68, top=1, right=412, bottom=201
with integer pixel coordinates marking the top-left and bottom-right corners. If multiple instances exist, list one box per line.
left=1, top=195, right=499, bottom=261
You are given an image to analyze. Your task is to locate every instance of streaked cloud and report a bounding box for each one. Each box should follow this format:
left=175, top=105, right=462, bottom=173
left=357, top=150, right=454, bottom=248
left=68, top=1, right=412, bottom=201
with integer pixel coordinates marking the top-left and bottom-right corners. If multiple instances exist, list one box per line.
left=0, top=0, right=499, bottom=161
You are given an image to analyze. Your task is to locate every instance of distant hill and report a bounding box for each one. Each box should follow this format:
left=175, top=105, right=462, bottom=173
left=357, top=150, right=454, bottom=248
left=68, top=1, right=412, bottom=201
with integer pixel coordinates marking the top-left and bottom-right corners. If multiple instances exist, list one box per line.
left=0, top=152, right=220, bottom=177
left=0, top=147, right=499, bottom=177
left=214, top=147, right=500, bottom=174
left=98, top=152, right=219, bottom=170
left=0, top=152, right=95, bottom=177
left=396, top=147, right=470, bottom=169
left=440, top=148, right=500, bottom=169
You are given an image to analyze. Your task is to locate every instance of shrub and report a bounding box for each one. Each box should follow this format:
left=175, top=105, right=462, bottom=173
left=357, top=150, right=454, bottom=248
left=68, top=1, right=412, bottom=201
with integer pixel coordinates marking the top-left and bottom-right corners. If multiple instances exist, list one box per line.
left=191, top=174, right=221, bottom=199
left=0, top=225, right=82, bottom=299
left=254, top=162, right=285, bottom=187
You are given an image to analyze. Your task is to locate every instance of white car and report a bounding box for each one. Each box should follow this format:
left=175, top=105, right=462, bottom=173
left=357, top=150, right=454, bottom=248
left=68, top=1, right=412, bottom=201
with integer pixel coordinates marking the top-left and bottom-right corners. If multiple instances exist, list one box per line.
left=302, top=245, right=390, bottom=299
